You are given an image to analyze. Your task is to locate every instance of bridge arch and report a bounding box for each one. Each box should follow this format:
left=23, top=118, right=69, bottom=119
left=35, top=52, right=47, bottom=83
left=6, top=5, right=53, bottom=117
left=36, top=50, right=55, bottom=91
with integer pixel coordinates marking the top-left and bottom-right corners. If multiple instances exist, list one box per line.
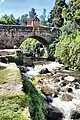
left=18, top=35, right=49, bottom=48
left=19, top=37, right=49, bottom=58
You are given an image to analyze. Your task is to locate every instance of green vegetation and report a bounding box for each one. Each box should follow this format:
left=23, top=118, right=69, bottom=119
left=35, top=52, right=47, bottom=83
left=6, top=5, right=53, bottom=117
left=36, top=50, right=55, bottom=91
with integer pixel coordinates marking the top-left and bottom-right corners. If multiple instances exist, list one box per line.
left=0, top=95, right=31, bottom=120
left=20, top=38, right=45, bottom=57
left=22, top=77, right=45, bottom=120
left=8, top=53, right=23, bottom=65
left=0, top=14, right=15, bottom=24
left=48, top=42, right=56, bottom=60
left=0, top=63, right=45, bottom=120
left=0, top=92, right=45, bottom=120
left=0, top=63, right=21, bottom=84
left=67, top=0, right=80, bottom=24
left=55, top=25, right=80, bottom=68
left=0, top=64, right=31, bottom=120
left=48, top=0, right=80, bottom=69
left=20, top=38, right=39, bottom=52
left=28, top=92, right=45, bottom=120
left=48, top=0, right=66, bottom=27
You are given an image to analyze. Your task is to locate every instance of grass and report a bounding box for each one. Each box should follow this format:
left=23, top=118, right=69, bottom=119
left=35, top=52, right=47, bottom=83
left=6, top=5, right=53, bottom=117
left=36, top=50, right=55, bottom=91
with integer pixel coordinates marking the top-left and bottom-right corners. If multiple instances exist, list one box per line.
left=0, top=63, right=31, bottom=120
left=0, top=62, right=45, bottom=120
left=0, top=63, right=21, bottom=84
left=0, top=95, right=31, bottom=120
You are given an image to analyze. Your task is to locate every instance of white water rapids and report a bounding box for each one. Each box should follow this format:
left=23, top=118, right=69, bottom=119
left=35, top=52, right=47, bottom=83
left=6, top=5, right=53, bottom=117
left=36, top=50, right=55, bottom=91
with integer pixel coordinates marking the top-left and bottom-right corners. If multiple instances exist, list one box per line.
left=26, top=62, right=80, bottom=119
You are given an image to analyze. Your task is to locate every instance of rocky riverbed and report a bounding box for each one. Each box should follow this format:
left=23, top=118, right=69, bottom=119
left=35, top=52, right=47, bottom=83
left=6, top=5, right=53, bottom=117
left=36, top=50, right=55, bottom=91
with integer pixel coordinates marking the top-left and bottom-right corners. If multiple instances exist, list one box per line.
left=21, top=61, right=80, bottom=120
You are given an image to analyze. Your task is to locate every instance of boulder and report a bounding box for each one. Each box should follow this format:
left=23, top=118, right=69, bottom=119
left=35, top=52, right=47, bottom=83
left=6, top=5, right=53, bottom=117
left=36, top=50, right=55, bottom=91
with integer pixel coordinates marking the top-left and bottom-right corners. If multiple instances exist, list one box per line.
left=54, top=79, right=60, bottom=83
left=41, top=84, right=54, bottom=96
left=0, top=57, right=8, bottom=63
left=39, top=68, right=50, bottom=74
left=67, top=87, right=73, bottom=93
left=41, top=84, right=60, bottom=96
left=71, top=111, right=80, bottom=119
left=53, top=93, right=58, bottom=98
left=22, top=73, right=34, bottom=93
left=44, top=95, right=53, bottom=103
left=44, top=103, right=63, bottom=120
left=19, top=66, right=29, bottom=73
left=59, top=82, right=67, bottom=87
left=64, top=76, right=75, bottom=82
left=61, top=93, right=73, bottom=101
left=0, top=62, right=8, bottom=68
left=24, top=58, right=34, bottom=67
left=64, top=66, right=69, bottom=70
left=74, top=82, right=80, bottom=89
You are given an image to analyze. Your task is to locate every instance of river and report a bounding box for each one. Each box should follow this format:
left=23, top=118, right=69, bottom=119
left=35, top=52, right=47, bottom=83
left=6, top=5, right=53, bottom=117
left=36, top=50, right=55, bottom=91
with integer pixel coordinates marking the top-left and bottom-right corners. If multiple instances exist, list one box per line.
left=24, top=60, right=80, bottom=120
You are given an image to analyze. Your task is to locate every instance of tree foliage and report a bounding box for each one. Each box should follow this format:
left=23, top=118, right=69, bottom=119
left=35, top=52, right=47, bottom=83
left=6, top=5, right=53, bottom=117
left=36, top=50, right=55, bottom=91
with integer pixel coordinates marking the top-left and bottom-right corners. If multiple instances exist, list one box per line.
left=0, top=14, right=8, bottom=24
left=48, top=0, right=66, bottom=27
left=39, top=9, right=46, bottom=25
left=0, top=14, right=15, bottom=24
left=55, top=23, right=80, bottom=68
left=20, top=38, right=45, bottom=57
left=29, top=8, right=37, bottom=20
left=51, top=0, right=80, bottom=69
left=66, top=0, right=80, bottom=24
left=7, top=14, right=15, bottom=24
left=21, top=14, right=28, bottom=25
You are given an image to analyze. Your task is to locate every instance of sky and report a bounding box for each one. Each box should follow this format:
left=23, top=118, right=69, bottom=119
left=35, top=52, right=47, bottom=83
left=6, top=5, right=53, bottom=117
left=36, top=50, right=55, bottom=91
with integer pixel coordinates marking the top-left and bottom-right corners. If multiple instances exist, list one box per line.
left=0, top=0, right=70, bottom=18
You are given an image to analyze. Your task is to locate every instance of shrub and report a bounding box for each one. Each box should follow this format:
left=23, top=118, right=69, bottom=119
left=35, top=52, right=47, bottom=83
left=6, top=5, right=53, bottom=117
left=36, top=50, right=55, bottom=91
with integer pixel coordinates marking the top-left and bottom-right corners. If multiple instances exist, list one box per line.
left=55, top=31, right=80, bottom=69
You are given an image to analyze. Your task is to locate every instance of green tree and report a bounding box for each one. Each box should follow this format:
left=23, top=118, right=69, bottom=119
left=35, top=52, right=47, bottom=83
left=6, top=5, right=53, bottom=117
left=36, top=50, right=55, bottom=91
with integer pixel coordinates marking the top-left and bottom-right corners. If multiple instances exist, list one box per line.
left=0, top=14, right=8, bottom=24
left=66, top=0, right=80, bottom=24
left=47, top=9, right=53, bottom=24
left=39, top=9, right=46, bottom=25
left=55, top=31, right=80, bottom=68
left=29, top=8, right=37, bottom=20
left=8, top=14, right=15, bottom=24
left=21, top=14, right=28, bottom=25
left=48, top=0, right=66, bottom=27
left=15, top=17, right=21, bottom=25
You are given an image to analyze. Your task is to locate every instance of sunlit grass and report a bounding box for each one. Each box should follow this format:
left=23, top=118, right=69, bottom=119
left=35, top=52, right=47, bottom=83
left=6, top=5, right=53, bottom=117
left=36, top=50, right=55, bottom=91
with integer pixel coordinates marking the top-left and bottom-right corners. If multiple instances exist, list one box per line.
left=0, top=95, right=31, bottom=120
left=0, top=63, right=21, bottom=84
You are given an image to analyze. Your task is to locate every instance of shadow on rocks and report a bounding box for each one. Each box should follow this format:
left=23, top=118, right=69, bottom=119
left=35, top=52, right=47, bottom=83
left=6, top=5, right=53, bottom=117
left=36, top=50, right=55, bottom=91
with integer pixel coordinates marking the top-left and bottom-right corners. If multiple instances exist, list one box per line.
left=44, top=102, right=64, bottom=120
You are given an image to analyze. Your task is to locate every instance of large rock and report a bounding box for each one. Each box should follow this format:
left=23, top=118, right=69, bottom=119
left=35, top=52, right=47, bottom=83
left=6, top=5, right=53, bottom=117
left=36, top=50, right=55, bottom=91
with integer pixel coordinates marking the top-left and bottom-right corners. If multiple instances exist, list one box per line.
left=64, top=76, right=75, bottom=82
left=59, top=82, right=67, bottom=87
left=22, top=73, right=34, bottom=93
left=39, top=68, right=50, bottom=74
left=74, top=82, right=80, bottom=89
left=41, top=84, right=60, bottom=96
left=24, top=58, right=34, bottom=67
left=71, top=111, right=80, bottom=119
left=19, top=66, right=29, bottom=73
left=44, top=103, right=63, bottom=120
left=0, top=62, right=8, bottom=68
left=44, top=95, right=53, bottom=103
left=61, top=93, right=73, bottom=101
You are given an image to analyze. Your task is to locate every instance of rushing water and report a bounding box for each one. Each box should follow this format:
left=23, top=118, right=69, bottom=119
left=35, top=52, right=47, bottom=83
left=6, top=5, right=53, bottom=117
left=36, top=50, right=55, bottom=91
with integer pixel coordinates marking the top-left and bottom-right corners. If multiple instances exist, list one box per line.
left=26, top=61, right=80, bottom=120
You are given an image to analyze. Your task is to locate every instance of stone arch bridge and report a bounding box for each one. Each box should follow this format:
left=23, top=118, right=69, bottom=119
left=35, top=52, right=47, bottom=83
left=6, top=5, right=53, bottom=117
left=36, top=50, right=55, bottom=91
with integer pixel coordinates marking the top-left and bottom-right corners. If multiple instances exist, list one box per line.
left=0, top=25, right=61, bottom=49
